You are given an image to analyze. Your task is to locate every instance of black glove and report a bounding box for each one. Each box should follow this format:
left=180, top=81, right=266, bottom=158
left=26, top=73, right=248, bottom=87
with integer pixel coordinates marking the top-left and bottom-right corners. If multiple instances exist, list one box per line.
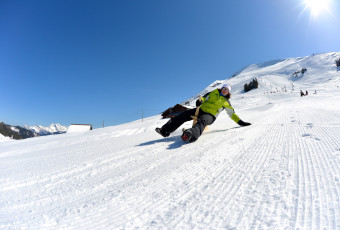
left=196, top=98, right=203, bottom=107
left=238, top=120, right=251, bottom=126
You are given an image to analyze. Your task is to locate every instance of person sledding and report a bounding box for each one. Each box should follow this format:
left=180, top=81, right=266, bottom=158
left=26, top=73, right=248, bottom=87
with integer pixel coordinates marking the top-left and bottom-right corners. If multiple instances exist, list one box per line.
left=155, top=83, right=251, bottom=143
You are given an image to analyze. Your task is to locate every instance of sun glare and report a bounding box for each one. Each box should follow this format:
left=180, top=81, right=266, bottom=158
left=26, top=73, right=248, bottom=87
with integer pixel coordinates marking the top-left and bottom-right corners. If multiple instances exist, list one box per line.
left=304, top=0, right=331, bottom=17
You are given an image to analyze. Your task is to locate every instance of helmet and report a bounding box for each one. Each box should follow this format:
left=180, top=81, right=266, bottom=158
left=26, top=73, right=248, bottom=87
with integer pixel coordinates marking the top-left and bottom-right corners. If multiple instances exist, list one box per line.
left=221, top=83, right=231, bottom=92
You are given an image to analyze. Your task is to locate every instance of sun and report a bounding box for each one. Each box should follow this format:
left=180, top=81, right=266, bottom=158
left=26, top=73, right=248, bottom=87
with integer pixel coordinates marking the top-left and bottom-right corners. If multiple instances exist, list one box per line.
left=304, top=0, right=332, bottom=17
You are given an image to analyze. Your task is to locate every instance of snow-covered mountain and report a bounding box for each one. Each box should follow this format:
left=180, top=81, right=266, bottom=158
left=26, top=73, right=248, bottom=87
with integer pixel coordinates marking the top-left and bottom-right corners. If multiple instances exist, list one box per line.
left=1, top=52, right=339, bottom=229
left=182, top=52, right=340, bottom=106
left=0, top=122, right=37, bottom=140
left=0, top=122, right=67, bottom=141
left=26, top=123, right=68, bottom=136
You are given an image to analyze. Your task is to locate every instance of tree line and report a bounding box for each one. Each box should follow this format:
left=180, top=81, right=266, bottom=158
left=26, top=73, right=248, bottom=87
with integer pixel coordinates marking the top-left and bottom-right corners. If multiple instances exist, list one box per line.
left=0, top=122, right=37, bottom=140
left=244, top=78, right=259, bottom=92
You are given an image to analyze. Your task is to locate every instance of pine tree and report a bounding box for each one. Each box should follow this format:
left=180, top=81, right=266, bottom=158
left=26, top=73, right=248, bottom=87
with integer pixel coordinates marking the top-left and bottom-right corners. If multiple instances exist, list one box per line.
left=244, top=78, right=259, bottom=92
left=336, top=58, right=340, bottom=67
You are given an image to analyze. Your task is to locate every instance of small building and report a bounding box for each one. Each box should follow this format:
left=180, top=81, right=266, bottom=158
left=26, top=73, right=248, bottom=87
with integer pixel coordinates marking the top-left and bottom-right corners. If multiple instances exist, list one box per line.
left=67, top=124, right=92, bottom=133
left=162, top=104, right=190, bottom=119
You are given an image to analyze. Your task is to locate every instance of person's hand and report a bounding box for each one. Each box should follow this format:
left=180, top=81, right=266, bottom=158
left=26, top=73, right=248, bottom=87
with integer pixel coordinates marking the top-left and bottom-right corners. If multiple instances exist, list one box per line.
left=196, top=97, right=203, bottom=107
left=238, top=120, right=251, bottom=126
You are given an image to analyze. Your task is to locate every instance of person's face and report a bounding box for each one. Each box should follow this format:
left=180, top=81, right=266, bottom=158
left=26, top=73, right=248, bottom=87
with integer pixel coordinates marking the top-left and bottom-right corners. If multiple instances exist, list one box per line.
left=221, top=87, right=229, bottom=96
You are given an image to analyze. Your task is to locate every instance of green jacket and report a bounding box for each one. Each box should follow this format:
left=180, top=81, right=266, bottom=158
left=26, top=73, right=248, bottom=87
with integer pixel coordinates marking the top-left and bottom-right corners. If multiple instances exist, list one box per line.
left=200, top=89, right=241, bottom=123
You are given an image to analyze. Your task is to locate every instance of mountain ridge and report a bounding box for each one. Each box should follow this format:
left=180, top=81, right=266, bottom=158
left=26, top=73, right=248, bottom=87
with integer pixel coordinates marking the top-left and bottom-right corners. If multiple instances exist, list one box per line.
left=181, top=52, right=340, bottom=107
left=0, top=122, right=68, bottom=140
left=26, top=123, right=68, bottom=136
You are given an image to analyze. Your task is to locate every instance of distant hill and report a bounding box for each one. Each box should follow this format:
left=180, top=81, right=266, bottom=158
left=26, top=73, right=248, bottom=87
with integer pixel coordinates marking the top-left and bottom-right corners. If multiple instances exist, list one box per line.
left=0, top=122, right=68, bottom=140
left=0, top=122, right=37, bottom=140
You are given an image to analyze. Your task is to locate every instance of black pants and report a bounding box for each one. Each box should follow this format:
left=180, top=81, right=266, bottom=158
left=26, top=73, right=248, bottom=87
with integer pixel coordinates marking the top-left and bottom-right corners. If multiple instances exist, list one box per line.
left=161, top=108, right=216, bottom=142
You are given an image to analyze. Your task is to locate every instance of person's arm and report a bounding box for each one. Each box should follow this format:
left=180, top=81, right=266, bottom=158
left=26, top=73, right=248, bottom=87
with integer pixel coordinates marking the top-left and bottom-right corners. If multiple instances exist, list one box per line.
left=224, top=102, right=251, bottom=126
left=196, top=91, right=211, bottom=107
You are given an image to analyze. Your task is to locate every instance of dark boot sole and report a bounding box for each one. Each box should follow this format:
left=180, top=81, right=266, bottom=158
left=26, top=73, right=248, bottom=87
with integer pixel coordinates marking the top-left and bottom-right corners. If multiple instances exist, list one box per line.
left=181, top=133, right=189, bottom=142
left=155, top=128, right=169, bottom=137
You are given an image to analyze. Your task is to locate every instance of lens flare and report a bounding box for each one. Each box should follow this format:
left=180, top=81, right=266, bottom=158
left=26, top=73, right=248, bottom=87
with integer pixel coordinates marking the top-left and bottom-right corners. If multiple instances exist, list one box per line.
left=304, top=0, right=331, bottom=16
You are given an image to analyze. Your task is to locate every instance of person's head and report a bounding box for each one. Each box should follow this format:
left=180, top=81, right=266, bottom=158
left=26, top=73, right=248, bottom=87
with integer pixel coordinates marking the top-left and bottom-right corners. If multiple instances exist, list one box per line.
left=221, top=83, right=231, bottom=98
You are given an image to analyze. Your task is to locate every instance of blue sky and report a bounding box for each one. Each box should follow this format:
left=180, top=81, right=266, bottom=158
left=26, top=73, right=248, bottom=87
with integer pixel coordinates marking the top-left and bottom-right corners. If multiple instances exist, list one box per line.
left=1, top=0, right=339, bottom=128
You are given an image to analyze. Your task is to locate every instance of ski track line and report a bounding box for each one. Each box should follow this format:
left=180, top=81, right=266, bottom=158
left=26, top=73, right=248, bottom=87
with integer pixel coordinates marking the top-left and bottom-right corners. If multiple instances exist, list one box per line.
left=308, top=109, right=340, bottom=229
left=0, top=141, right=151, bottom=191
left=150, top=106, right=340, bottom=229
left=76, top=126, right=255, bottom=229
left=226, top=117, right=293, bottom=229
left=288, top=108, right=340, bottom=230
left=1, top=138, right=182, bottom=228
left=107, top=139, right=215, bottom=227
left=210, top=126, right=272, bottom=228
left=1, top=132, right=165, bottom=226
left=161, top=109, right=296, bottom=229
left=292, top=111, right=312, bottom=229
left=1, top=128, right=215, bottom=229
left=86, top=134, right=238, bottom=229
left=135, top=122, right=279, bottom=229
left=68, top=140, right=187, bottom=228
left=239, top=125, right=288, bottom=229
left=308, top=125, right=340, bottom=229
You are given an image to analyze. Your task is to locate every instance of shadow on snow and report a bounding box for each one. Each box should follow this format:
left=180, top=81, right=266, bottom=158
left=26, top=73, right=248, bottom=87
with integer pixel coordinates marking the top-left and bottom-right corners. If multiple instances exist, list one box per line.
left=137, top=136, right=187, bottom=149
left=137, top=127, right=241, bottom=150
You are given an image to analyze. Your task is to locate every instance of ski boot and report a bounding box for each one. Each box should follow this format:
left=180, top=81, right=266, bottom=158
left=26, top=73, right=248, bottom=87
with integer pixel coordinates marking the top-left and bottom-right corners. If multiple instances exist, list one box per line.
left=181, top=129, right=193, bottom=142
left=155, top=127, right=170, bottom=137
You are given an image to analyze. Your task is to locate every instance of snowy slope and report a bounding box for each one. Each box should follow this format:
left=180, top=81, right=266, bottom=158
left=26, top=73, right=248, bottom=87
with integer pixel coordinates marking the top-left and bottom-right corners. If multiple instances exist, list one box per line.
left=183, top=52, right=340, bottom=106
left=1, top=52, right=340, bottom=229
left=0, top=133, right=12, bottom=142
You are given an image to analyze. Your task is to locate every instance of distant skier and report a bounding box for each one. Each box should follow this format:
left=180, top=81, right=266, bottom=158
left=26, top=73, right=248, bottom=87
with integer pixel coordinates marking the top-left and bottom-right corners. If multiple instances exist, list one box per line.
left=156, top=84, right=251, bottom=143
left=300, top=90, right=305, bottom=97
left=305, top=90, right=308, bottom=96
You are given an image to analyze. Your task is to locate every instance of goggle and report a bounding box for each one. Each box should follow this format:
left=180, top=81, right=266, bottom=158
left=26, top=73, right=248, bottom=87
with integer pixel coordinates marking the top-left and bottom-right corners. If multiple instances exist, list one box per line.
left=222, top=87, right=229, bottom=92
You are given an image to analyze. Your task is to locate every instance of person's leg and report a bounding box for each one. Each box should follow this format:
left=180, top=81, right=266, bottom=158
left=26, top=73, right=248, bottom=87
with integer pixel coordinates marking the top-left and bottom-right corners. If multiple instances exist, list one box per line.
left=159, top=108, right=196, bottom=136
left=187, top=113, right=215, bottom=142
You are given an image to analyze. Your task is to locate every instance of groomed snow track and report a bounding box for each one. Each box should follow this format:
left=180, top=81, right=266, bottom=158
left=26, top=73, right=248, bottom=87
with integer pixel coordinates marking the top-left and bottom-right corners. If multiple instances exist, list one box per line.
left=1, top=91, right=340, bottom=229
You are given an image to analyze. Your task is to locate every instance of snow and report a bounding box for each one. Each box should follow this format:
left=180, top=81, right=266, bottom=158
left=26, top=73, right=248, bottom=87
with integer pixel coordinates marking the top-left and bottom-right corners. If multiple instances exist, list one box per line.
left=0, top=133, right=12, bottom=142
left=0, top=52, right=340, bottom=229
left=10, top=127, right=19, bottom=133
